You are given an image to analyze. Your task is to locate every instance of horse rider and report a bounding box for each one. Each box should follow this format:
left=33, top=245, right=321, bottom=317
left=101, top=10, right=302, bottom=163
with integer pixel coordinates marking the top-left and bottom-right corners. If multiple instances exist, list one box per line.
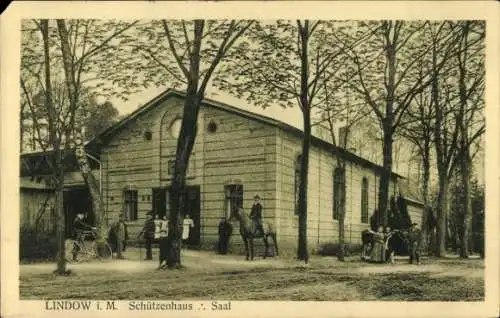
left=250, top=194, right=264, bottom=236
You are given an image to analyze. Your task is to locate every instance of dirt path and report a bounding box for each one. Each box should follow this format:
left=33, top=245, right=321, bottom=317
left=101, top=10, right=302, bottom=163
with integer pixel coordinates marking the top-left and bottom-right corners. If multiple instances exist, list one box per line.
left=356, top=262, right=484, bottom=279
left=20, top=249, right=289, bottom=274
left=20, top=249, right=484, bottom=281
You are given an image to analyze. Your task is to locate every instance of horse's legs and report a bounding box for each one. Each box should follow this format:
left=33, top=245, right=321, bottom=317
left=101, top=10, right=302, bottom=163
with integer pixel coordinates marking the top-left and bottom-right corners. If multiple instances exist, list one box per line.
left=263, top=236, right=269, bottom=259
left=244, top=238, right=249, bottom=261
left=249, top=239, right=254, bottom=261
left=272, top=233, right=279, bottom=257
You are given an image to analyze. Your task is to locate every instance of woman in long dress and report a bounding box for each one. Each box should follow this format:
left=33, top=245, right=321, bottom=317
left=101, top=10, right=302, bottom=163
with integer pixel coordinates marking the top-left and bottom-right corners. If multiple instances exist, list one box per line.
left=369, top=226, right=386, bottom=263
left=157, top=216, right=169, bottom=269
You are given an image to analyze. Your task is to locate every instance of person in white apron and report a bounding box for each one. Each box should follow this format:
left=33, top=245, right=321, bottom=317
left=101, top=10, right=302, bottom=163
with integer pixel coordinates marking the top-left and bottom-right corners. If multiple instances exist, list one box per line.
left=154, top=214, right=162, bottom=241
left=182, top=214, right=194, bottom=244
left=158, top=216, right=169, bottom=269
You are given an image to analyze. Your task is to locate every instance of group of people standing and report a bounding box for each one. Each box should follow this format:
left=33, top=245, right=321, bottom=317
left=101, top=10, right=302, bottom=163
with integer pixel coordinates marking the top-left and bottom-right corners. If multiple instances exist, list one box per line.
left=74, top=193, right=267, bottom=263
left=364, top=226, right=394, bottom=263
left=363, top=223, right=420, bottom=264
left=107, top=210, right=194, bottom=268
left=137, top=211, right=195, bottom=269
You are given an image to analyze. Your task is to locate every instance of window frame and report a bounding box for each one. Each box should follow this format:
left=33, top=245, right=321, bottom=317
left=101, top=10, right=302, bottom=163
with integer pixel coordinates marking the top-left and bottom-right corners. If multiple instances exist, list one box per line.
left=224, top=184, right=243, bottom=219
left=123, top=189, right=138, bottom=221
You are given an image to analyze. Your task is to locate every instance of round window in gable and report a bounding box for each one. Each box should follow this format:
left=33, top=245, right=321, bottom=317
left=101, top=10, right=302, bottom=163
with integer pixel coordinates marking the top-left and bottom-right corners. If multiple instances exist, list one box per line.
left=207, top=121, right=217, bottom=133
left=144, top=130, right=152, bottom=141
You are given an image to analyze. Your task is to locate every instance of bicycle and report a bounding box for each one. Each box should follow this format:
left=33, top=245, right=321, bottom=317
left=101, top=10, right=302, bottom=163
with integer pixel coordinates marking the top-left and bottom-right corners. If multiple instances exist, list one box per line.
left=65, top=229, right=113, bottom=263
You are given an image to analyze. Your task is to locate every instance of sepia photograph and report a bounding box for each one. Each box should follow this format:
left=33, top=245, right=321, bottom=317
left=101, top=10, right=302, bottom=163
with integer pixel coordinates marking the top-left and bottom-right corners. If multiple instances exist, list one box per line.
left=1, top=1, right=499, bottom=318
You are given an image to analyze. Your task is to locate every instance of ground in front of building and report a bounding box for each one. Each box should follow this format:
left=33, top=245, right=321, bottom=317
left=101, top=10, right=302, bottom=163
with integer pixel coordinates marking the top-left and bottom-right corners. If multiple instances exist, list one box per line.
left=20, top=248, right=484, bottom=301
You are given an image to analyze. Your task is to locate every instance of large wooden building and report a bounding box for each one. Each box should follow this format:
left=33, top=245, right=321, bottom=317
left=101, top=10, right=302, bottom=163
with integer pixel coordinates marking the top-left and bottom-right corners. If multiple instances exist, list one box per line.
left=20, top=89, right=423, bottom=252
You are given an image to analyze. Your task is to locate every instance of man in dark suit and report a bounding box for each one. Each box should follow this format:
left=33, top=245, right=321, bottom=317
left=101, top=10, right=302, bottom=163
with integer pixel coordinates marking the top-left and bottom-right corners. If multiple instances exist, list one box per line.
left=109, top=213, right=129, bottom=259
left=249, top=195, right=264, bottom=236
left=138, top=211, right=155, bottom=260
left=218, top=216, right=233, bottom=254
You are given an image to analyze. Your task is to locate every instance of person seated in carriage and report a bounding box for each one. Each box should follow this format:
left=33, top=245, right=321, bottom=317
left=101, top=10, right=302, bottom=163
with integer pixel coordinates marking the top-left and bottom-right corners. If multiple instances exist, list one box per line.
left=249, top=194, right=264, bottom=236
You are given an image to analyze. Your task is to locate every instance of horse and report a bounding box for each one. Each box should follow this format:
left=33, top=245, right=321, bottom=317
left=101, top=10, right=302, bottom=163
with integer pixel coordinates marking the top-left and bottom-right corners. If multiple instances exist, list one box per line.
left=230, top=207, right=279, bottom=261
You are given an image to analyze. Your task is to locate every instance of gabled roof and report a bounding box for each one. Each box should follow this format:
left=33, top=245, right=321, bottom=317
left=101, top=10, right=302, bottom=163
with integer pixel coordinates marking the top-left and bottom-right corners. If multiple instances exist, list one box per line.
left=87, top=88, right=404, bottom=179
left=20, top=148, right=99, bottom=177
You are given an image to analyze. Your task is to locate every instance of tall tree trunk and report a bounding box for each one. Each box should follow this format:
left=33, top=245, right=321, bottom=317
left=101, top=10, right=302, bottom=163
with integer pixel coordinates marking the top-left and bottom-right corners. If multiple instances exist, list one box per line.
left=74, top=131, right=107, bottom=243
left=54, top=157, right=66, bottom=274
left=337, top=165, right=346, bottom=261
left=296, top=21, right=310, bottom=263
left=166, top=21, right=204, bottom=268
left=41, top=19, right=67, bottom=274
left=459, top=150, right=471, bottom=258
left=436, top=173, right=449, bottom=257
left=378, top=125, right=393, bottom=227
left=419, top=146, right=431, bottom=251
left=56, top=20, right=107, bottom=245
left=297, top=109, right=310, bottom=262
left=167, top=92, right=199, bottom=268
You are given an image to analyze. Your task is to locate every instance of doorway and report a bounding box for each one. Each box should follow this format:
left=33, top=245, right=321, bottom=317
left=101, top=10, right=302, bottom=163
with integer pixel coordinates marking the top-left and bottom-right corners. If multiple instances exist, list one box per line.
left=152, top=186, right=201, bottom=247
left=63, top=187, right=93, bottom=238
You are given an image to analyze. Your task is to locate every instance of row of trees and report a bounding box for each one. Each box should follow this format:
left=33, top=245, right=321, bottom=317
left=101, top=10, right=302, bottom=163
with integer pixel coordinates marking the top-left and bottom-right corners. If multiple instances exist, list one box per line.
left=21, top=19, right=485, bottom=273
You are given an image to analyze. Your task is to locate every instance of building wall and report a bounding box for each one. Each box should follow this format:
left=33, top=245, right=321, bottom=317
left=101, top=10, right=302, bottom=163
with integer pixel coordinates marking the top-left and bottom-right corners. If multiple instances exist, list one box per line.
left=276, top=130, right=402, bottom=253
left=20, top=187, right=55, bottom=232
left=407, top=201, right=424, bottom=227
left=100, top=94, right=423, bottom=253
left=19, top=171, right=99, bottom=233
left=102, top=96, right=179, bottom=235
left=101, top=96, right=279, bottom=247
left=200, top=107, right=278, bottom=250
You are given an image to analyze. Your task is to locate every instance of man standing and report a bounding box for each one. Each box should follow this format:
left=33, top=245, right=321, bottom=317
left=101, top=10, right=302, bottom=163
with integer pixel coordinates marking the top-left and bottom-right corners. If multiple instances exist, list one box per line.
left=218, top=216, right=233, bottom=255
left=113, top=213, right=128, bottom=259
left=408, top=223, right=420, bottom=264
left=249, top=195, right=264, bottom=236
left=138, top=211, right=155, bottom=260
